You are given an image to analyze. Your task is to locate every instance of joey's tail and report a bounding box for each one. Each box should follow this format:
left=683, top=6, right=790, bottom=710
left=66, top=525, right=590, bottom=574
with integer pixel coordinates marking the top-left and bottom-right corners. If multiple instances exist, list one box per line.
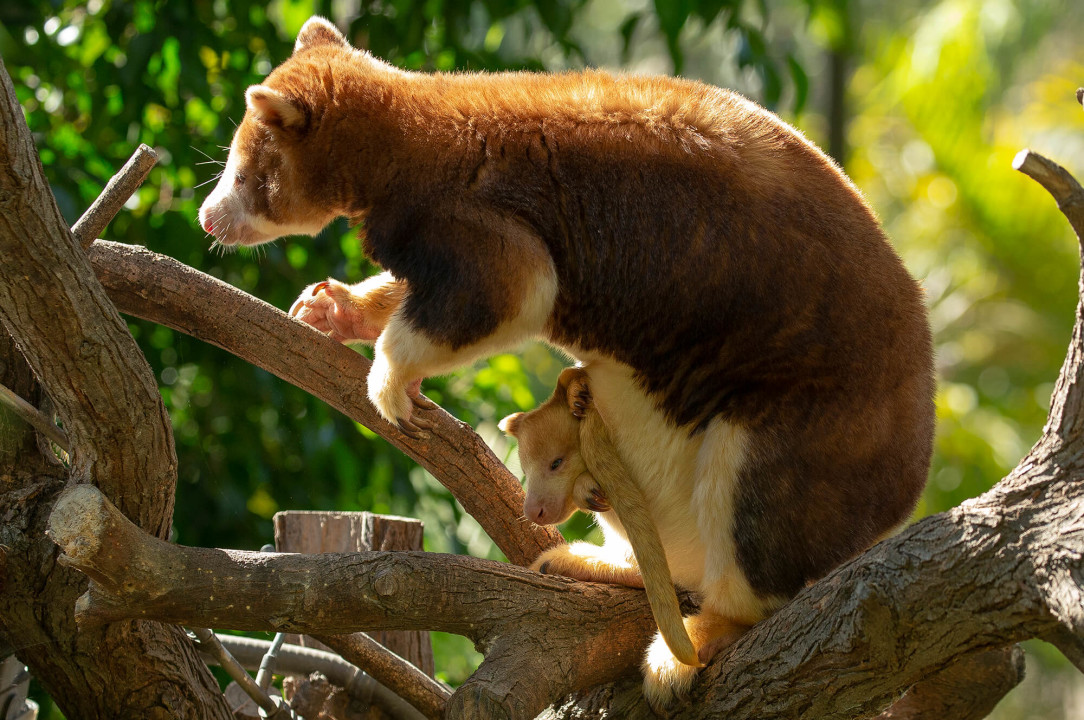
left=579, top=410, right=701, bottom=668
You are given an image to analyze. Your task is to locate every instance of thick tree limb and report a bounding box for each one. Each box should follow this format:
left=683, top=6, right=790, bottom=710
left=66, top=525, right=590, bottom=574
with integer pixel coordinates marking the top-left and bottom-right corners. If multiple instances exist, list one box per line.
left=0, top=61, right=174, bottom=535
left=87, top=239, right=562, bottom=567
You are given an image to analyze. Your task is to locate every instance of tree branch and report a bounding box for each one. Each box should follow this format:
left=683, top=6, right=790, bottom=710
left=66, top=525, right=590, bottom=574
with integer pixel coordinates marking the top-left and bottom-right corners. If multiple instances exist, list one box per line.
left=1012, top=149, right=1084, bottom=446
left=87, top=239, right=562, bottom=567
left=313, top=633, right=449, bottom=720
left=873, top=646, right=1025, bottom=720
left=0, top=380, right=69, bottom=451
left=70, top=144, right=158, bottom=249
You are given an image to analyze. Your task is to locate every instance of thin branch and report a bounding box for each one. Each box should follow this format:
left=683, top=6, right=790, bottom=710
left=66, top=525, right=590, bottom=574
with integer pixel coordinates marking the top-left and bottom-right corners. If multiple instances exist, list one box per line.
left=314, top=633, right=449, bottom=720
left=1013, top=148, right=1084, bottom=450
left=1012, top=149, right=1084, bottom=225
left=0, top=380, right=69, bottom=451
left=210, top=635, right=427, bottom=720
left=70, top=144, right=158, bottom=249
left=87, top=239, right=562, bottom=567
left=191, top=627, right=285, bottom=718
left=1041, top=626, right=1084, bottom=674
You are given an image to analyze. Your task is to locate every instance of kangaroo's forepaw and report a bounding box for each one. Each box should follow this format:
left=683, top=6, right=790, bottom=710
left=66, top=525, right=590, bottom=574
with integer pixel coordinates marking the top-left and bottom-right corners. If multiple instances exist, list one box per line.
left=289, top=278, right=383, bottom=343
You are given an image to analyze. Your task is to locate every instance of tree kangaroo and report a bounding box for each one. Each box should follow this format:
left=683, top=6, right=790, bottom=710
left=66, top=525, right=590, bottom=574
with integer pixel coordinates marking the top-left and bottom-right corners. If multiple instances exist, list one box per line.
left=198, top=16, right=935, bottom=705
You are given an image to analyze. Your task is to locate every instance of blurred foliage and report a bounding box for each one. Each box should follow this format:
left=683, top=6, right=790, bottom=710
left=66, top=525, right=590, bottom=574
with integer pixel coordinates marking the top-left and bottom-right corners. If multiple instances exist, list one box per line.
left=2, top=0, right=1083, bottom=716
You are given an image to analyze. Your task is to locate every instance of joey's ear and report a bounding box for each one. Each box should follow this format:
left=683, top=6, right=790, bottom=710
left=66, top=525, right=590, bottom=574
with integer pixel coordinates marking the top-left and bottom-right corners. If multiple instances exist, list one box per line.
left=498, top=413, right=524, bottom=437
left=245, top=86, right=305, bottom=129
left=295, top=16, right=348, bottom=54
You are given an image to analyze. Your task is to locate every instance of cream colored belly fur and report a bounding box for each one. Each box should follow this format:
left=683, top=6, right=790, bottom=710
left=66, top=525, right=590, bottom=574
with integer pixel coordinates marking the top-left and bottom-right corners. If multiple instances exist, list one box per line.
left=577, top=357, right=765, bottom=624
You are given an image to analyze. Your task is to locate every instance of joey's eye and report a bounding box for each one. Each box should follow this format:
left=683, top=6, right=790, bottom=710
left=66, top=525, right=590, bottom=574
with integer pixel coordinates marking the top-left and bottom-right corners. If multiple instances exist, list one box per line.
left=550, top=458, right=563, bottom=471
left=234, top=172, right=247, bottom=186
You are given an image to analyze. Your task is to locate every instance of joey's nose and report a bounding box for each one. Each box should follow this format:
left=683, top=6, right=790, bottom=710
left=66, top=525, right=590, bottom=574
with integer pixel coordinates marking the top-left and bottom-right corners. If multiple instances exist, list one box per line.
left=524, top=498, right=548, bottom=525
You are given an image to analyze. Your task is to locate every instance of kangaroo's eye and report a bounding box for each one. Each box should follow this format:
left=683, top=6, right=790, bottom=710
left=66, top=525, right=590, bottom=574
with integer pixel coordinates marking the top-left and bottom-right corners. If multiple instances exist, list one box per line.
left=550, top=457, right=563, bottom=471
left=234, top=172, right=247, bottom=186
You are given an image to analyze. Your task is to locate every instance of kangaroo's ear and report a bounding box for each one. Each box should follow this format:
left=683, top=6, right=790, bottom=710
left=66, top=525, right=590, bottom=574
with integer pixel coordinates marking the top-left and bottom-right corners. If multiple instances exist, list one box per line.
left=498, top=413, right=524, bottom=437
left=295, top=16, right=348, bottom=54
left=245, top=86, right=306, bottom=129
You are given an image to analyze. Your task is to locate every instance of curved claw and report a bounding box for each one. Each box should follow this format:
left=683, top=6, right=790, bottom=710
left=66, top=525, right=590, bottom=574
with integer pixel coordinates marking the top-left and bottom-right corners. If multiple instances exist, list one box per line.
left=397, top=417, right=430, bottom=440
left=311, top=280, right=331, bottom=296
left=585, top=488, right=611, bottom=512
left=411, top=394, right=439, bottom=411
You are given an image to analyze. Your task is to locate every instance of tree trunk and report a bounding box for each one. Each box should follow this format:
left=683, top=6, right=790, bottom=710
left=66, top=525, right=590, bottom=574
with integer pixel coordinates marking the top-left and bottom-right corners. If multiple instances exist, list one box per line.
left=0, top=54, right=231, bottom=719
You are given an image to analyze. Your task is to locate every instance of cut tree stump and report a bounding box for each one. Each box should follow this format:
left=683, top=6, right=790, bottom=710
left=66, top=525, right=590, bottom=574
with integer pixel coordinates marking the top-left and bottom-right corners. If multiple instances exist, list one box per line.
left=273, top=510, right=436, bottom=678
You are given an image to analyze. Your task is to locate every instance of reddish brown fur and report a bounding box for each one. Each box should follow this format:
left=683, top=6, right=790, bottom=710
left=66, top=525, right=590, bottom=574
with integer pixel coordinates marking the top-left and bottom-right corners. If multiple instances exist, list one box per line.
left=207, top=23, right=934, bottom=605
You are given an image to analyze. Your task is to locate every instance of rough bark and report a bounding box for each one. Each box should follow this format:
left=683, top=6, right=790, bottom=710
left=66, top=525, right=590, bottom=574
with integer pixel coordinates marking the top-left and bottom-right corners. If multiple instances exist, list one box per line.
left=874, top=647, right=1025, bottom=720
left=0, top=55, right=230, bottom=718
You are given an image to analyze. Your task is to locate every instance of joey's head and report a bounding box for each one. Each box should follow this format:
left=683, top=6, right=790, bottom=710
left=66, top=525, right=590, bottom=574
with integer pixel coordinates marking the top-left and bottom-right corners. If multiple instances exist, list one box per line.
left=198, top=16, right=394, bottom=247
left=500, top=368, right=600, bottom=526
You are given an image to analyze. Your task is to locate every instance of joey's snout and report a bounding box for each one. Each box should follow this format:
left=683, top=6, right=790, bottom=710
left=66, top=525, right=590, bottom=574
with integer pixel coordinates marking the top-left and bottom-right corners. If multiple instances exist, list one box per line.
left=524, top=492, right=574, bottom=526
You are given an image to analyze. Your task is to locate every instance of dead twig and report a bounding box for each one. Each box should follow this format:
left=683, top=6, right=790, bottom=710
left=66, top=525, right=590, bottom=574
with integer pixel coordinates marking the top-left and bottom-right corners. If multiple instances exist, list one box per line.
left=70, top=144, right=158, bottom=249
left=0, top=381, right=69, bottom=451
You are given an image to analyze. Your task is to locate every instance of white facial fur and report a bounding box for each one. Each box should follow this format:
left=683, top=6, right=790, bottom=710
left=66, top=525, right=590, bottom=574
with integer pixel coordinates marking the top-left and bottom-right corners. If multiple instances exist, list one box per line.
left=197, top=150, right=327, bottom=247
